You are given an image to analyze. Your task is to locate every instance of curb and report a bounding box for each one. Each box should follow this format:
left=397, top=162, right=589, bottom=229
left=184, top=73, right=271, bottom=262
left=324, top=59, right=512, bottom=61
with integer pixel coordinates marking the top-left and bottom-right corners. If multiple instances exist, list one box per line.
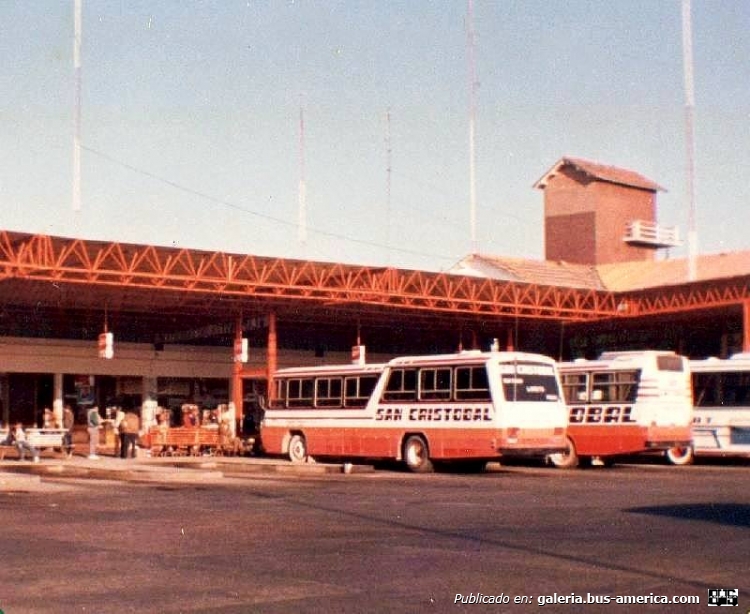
left=0, top=455, right=375, bottom=487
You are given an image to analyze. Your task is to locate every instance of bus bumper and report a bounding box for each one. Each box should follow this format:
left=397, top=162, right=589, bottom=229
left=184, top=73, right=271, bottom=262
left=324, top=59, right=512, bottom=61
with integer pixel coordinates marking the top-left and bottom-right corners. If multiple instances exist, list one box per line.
left=645, top=439, right=692, bottom=451
left=498, top=446, right=568, bottom=457
left=645, top=425, right=693, bottom=451
left=497, top=428, right=567, bottom=457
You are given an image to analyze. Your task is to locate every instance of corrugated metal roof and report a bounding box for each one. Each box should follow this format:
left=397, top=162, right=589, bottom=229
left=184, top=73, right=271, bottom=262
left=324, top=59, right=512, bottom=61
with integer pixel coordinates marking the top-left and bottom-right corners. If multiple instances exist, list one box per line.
left=534, top=156, right=665, bottom=192
left=597, top=250, right=750, bottom=291
left=451, top=254, right=605, bottom=290
left=452, top=251, right=750, bottom=292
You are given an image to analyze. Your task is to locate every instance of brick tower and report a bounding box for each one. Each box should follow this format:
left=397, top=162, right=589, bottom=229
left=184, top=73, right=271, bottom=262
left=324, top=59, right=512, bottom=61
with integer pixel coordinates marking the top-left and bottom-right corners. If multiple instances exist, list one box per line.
left=534, top=157, right=679, bottom=265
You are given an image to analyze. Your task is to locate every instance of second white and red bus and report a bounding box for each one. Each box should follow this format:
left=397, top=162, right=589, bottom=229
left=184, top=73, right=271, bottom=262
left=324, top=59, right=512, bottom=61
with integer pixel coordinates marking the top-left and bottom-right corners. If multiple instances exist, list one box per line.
left=550, top=350, right=693, bottom=468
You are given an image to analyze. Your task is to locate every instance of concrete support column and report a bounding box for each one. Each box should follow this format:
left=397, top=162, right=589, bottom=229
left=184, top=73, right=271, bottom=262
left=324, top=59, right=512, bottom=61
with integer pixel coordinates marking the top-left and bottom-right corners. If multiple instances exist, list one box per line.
left=142, top=376, right=158, bottom=429
left=231, top=314, right=243, bottom=436
left=53, top=372, right=64, bottom=427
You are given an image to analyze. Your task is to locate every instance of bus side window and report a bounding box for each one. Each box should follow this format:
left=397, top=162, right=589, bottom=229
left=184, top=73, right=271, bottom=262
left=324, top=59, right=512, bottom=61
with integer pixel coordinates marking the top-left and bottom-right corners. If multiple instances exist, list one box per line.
left=562, top=373, right=587, bottom=404
left=344, top=375, right=378, bottom=408
left=693, top=373, right=716, bottom=406
left=316, top=377, right=343, bottom=408
left=382, top=368, right=417, bottom=402
left=271, top=379, right=287, bottom=408
left=455, top=366, right=490, bottom=401
left=288, top=378, right=314, bottom=408
left=617, top=370, right=639, bottom=403
left=419, top=367, right=451, bottom=401
left=591, top=370, right=638, bottom=403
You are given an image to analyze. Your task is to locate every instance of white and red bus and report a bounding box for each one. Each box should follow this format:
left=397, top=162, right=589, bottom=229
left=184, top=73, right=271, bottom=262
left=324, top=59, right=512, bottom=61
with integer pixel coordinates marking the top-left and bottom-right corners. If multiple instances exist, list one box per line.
left=666, top=354, right=750, bottom=465
left=551, top=350, right=693, bottom=468
left=260, top=350, right=568, bottom=472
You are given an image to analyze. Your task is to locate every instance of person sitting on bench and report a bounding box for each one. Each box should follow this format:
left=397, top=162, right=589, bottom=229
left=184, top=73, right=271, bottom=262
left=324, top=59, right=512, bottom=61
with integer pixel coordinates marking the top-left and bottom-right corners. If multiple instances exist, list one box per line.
left=11, top=423, right=39, bottom=462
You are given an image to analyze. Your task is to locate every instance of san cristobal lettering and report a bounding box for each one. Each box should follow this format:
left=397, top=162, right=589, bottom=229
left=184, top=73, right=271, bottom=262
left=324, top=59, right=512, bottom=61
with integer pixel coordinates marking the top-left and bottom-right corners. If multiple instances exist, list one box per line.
left=375, top=406, right=491, bottom=422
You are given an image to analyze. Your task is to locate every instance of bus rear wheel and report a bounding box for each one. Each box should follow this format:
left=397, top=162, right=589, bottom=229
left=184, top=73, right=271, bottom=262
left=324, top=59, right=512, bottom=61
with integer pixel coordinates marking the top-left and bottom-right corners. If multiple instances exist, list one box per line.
left=666, top=445, right=694, bottom=466
left=288, top=433, right=308, bottom=464
left=403, top=435, right=433, bottom=473
left=548, top=437, right=579, bottom=469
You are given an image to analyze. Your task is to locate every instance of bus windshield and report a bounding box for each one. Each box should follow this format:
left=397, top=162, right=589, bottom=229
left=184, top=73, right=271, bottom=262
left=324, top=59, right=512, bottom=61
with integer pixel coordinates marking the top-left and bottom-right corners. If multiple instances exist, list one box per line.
left=498, top=362, right=560, bottom=402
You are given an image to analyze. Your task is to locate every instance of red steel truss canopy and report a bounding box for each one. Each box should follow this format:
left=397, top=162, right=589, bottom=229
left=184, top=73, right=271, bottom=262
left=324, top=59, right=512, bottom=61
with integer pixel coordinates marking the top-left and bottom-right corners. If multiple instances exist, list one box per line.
left=1, top=230, right=750, bottom=348
left=0, top=231, right=617, bottom=320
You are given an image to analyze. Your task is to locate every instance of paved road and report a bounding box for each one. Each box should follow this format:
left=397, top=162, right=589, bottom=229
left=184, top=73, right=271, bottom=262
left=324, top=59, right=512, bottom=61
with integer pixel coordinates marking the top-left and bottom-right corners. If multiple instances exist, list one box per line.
left=1, top=460, right=748, bottom=613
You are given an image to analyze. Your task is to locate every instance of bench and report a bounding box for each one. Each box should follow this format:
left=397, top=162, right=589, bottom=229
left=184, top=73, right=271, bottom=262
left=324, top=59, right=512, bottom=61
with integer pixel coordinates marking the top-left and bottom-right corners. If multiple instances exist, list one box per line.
left=149, top=427, right=219, bottom=457
left=0, top=428, right=73, bottom=460
left=197, top=428, right=220, bottom=453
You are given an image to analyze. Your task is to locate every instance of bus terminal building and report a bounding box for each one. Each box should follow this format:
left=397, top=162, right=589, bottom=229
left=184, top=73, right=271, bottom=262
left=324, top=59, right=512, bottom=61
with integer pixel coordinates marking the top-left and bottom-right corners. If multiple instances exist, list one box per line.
left=2, top=157, right=750, bottom=429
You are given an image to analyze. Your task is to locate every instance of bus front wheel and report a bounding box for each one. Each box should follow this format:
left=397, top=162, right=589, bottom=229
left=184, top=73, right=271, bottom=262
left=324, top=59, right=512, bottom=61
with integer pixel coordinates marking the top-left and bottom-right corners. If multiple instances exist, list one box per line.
left=666, top=445, right=694, bottom=466
left=403, top=435, right=433, bottom=473
left=288, top=434, right=308, bottom=463
left=548, top=437, right=579, bottom=469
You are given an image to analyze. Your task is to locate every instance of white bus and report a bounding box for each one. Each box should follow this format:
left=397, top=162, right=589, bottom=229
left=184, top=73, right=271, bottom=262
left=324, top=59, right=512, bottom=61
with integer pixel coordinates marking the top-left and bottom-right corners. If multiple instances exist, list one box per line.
left=551, top=351, right=693, bottom=468
left=260, top=350, right=569, bottom=472
left=666, top=354, right=750, bottom=465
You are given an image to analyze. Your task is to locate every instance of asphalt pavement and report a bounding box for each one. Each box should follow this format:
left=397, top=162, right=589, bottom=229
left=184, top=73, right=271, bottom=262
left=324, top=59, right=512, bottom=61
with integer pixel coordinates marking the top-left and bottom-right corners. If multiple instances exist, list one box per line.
left=1, top=457, right=749, bottom=613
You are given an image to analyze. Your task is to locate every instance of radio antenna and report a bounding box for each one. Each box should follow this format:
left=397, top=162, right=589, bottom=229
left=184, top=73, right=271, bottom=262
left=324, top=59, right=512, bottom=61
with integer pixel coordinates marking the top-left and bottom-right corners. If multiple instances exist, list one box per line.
left=682, top=0, right=698, bottom=281
left=298, top=99, right=307, bottom=246
left=385, top=107, right=392, bottom=265
left=73, top=0, right=82, bottom=212
left=466, top=0, right=479, bottom=255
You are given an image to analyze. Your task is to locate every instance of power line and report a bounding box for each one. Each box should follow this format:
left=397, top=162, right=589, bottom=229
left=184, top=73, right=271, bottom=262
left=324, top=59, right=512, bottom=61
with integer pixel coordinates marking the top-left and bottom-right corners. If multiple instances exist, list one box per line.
left=82, top=144, right=456, bottom=263
left=390, top=169, right=536, bottom=227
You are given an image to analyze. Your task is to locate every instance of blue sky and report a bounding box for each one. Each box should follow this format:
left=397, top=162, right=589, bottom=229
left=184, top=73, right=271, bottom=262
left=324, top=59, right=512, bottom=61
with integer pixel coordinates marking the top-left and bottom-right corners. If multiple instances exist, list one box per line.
left=2, top=1, right=748, bottom=272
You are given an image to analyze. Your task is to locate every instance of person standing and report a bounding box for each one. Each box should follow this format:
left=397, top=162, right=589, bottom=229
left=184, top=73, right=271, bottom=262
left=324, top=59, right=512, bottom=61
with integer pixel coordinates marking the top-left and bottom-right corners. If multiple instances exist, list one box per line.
left=86, top=406, right=101, bottom=460
left=62, top=405, right=75, bottom=458
left=114, top=408, right=125, bottom=458
left=120, top=411, right=140, bottom=459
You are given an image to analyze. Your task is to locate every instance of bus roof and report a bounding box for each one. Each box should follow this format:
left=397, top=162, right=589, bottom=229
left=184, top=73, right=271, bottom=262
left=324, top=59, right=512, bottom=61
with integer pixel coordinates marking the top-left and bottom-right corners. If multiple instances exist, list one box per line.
left=598, top=350, right=678, bottom=360
left=273, top=350, right=557, bottom=377
left=561, top=350, right=682, bottom=370
left=386, top=350, right=556, bottom=367
left=274, top=363, right=386, bottom=377
left=690, top=354, right=750, bottom=372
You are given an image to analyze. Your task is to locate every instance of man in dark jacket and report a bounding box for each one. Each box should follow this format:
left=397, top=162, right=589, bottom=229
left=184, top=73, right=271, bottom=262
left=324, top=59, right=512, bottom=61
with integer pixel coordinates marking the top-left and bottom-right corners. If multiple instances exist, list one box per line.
left=120, top=411, right=140, bottom=459
left=62, top=405, right=75, bottom=458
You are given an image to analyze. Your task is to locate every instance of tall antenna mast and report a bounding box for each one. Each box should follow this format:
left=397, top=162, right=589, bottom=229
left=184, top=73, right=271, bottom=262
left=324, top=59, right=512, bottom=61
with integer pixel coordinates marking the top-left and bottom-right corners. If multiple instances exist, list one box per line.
left=73, top=0, right=82, bottom=212
left=466, top=0, right=479, bottom=254
left=298, top=101, right=307, bottom=245
left=385, top=107, right=392, bottom=265
left=682, top=0, right=697, bottom=281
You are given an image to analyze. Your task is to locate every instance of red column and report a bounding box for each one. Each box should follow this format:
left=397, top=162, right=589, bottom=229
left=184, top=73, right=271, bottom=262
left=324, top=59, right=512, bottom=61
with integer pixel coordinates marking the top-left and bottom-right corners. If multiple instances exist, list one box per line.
left=743, top=301, right=750, bottom=353
left=267, top=311, right=277, bottom=402
left=506, top=328, right=515, bottom=351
